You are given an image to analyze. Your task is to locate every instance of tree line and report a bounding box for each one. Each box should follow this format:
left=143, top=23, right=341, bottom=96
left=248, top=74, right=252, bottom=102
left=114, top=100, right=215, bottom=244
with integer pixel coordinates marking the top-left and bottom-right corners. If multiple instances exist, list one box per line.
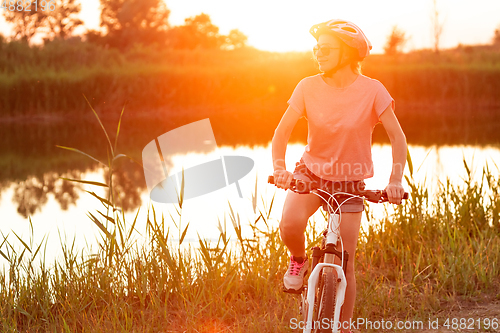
left=2, top=0, right=248, bottom=50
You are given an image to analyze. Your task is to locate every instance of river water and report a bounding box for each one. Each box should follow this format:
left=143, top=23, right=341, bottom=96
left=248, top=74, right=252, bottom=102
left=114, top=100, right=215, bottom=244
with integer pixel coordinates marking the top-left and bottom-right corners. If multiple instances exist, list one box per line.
left=1, top=139, right=499, bottom=267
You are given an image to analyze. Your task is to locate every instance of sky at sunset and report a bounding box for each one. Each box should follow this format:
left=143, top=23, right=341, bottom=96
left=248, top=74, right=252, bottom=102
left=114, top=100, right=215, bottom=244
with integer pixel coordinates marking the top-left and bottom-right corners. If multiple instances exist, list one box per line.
left=1, top=0, right=500, bottom=54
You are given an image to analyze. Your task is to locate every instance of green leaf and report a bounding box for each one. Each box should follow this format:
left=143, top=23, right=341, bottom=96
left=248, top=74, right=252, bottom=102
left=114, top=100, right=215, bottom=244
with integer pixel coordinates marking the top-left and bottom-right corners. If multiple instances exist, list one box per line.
left=179, top=222, right=189, bottom=245
left=197, top=234, right=212, bottom=268
left=60, top=178, right=108, bottom=187
left=252, top=173, right=258, bottom=214
left=83, top=94, right=114, bottom=156
left=214, top=236, right=230, bottom=267
left=404, top=175, right=412, bottom=187
left=18, top=248, right=26, bottom=264
left=0, top=250, right=10, bottom=262
left=179, top=168, right=185, bottom=209
left=97, top=210, right=116, bottom=224
left=117, top=220, right=124, bottom=247
left=85, top=191, right=113, bottom=208
left=463, top=158, right=471, bottom=177
left=0, top=233, right=9, bottom=248
left=112, top=154, right=128, bottom=163
left=12, top=231, right=31, bottom=253
left=30, top=236, right=46, bottom=261
left=114, top=103, right=126, bottom=153
left=267, top=192, right=275, bottom=220
left=87, top=212, right=112, bottom=239
left=306, top=234, right=323, bottom=250
left=15, top=307, right=34, bottom=320
left=55, top=145, right=106, bottom=167
left=406, top=147, right=414, bottom=177
left=128, top=207, right=141, bottom=240
left=416, top=147, right=433, bottom=174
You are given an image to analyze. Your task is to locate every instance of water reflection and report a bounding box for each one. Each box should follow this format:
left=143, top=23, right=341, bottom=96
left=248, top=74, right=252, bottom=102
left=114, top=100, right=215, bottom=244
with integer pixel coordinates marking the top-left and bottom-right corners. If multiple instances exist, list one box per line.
left=108, top=159, right=147, bottom=212
left=1, top=110, right=500, bottom=218
left=2, top=142, right=500, bottom=269
left=5, top=142, right=500, bottom=220
left=12, top=171, right=81, bottom=218
left=5, top=159, right=146, bottom=218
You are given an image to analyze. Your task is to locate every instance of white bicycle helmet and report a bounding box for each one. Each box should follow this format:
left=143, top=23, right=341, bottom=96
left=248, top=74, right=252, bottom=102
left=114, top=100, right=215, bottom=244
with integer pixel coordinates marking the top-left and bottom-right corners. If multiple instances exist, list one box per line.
left=310, top=19, right=372, bottom=60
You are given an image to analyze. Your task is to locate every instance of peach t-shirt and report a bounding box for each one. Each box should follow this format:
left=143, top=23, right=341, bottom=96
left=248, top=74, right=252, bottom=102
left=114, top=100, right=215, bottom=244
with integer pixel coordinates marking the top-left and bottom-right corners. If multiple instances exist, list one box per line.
left=287, top=74, right=394, bottom=181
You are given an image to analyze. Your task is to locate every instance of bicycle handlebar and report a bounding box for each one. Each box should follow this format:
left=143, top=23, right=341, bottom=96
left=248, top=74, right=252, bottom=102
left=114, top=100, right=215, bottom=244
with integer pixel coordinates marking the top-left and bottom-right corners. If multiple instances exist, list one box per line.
left=268, top=175, right=408, bottom=203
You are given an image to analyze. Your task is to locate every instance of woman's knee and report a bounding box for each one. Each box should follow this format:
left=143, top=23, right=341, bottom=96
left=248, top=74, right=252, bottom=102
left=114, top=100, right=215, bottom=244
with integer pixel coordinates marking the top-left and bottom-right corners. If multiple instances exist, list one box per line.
left=279, top=191, right=320, bottom=239
left=279, top=213, right=308, bottom=238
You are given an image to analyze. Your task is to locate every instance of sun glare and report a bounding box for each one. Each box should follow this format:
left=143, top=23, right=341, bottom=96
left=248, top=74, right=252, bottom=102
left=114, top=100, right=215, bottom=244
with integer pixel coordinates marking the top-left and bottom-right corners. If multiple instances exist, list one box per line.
left=1, top=0, right=500, bottom=52
left=162, top=0, right=500, bottom=53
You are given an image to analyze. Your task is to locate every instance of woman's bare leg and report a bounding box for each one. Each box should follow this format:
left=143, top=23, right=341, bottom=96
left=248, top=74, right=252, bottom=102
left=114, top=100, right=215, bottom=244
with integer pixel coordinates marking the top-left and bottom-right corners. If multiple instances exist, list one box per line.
left=279, top=190, right=322, bottom=258
left=279, top=188, right=362, bottom=330
left=335, top=212, right=362, bottom=330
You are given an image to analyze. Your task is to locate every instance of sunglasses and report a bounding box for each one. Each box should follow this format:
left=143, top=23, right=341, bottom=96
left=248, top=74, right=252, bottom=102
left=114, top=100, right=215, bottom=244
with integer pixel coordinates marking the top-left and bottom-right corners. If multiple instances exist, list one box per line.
left=313, top=45, right=340, bottom=56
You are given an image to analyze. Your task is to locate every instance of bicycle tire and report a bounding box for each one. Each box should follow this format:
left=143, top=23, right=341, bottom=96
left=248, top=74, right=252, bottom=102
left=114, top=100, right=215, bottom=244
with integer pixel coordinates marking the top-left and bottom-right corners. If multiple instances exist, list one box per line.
left=313, top=268, right=337, bottom=333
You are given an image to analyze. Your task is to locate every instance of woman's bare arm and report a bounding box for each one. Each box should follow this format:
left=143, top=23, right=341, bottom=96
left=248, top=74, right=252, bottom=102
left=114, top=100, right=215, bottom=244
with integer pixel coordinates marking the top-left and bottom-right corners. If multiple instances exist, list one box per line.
left=379, top=104, right=407, bottom=204
left=272, top=106, right=301, bottom=188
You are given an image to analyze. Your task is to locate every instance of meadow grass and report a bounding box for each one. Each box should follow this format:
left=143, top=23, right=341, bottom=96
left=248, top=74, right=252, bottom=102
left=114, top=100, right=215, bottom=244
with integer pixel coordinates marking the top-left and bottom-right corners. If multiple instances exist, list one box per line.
left=356, top=164, right=500, bottom=323
left=1, top=79, right=500, bottom=332
left=1, top=162, right=499, bottom=332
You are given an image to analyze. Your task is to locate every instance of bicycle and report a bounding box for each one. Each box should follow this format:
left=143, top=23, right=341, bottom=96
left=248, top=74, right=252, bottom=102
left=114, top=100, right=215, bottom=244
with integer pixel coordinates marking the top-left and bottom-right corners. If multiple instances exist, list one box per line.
left=268, top=175, right=408, bottom=333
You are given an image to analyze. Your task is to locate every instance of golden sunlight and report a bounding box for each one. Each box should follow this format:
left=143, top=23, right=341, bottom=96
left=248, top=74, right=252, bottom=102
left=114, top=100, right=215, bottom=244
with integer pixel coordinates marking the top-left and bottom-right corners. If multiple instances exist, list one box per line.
left=1, top=0, right=500, bottom=52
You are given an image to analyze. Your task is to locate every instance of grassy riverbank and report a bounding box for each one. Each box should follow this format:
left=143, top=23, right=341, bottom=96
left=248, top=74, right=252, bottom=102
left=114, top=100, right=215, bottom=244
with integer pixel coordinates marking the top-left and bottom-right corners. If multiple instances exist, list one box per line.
left=1, top=166, right=499, bottom=332
left=1, top=39, right=500, bottom=116
left=1, top=40, right=500, bottom=332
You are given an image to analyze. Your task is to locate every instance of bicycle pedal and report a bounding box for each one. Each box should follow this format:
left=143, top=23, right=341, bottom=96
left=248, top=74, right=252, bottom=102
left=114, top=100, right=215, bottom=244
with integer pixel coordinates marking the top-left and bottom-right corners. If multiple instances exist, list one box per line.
left=283, top=285, right=304, bottom=294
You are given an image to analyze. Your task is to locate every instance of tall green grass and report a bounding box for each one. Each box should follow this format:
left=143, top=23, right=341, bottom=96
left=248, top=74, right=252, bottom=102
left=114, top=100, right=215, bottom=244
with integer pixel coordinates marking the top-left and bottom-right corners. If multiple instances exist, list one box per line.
left=1, top=105, right=500, bottom=332
left=1, top=164, right=499, bottom=332
left=356, top=161, right=500, bottom=322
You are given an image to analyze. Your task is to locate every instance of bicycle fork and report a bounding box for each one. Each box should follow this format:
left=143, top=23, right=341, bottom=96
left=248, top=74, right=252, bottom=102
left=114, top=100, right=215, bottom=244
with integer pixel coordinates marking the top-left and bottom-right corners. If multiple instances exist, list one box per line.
left=303, top=213, right=349, bottom=333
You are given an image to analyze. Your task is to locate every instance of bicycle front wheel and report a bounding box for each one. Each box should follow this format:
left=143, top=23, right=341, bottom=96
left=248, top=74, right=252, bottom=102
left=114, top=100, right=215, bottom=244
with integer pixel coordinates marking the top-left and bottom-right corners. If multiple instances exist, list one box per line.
left=313, top=268, right=337, bottom=333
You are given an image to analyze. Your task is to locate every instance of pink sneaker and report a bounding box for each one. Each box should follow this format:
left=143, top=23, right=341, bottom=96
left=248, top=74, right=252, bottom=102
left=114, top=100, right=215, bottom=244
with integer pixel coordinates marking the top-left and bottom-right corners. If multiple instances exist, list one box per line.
left=283, top=256, right=308, bottom=291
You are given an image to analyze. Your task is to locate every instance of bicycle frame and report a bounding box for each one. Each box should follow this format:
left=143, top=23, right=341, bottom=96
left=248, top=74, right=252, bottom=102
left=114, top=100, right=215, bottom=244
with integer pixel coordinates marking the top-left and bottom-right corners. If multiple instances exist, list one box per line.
left=303, top=212, right=347, bottom=333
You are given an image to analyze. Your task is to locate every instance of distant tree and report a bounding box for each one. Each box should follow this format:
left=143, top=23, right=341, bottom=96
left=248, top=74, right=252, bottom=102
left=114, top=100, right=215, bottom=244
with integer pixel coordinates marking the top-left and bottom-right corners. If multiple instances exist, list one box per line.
left=493, top=25, right=500, bottom=45
left=99, top=0, right=170, bottom=49
left=222, top=29, right=248, bottom=50
left=430, top=0, right=445, bottom=53
left=2, top=1, right=48, bottom=42
left=85, top=29, right=104, bottom=44
left=167, top=13, right=223, bottom=49
left=383, top=26, right=408, bottom=56
left=45, top=0, right=84, bottom=40
left=167, top=13, right=247, bottom=50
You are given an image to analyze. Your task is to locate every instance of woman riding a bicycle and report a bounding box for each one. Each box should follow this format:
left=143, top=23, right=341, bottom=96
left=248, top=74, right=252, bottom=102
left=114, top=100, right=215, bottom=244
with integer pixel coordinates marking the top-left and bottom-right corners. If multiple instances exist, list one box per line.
left=272, top=19, right=407, bottom=332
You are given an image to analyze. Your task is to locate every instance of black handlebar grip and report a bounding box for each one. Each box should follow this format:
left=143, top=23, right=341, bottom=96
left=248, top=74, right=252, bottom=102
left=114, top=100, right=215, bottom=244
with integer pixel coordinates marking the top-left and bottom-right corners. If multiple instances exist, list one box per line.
left=382, top=191, right=409, bottom=199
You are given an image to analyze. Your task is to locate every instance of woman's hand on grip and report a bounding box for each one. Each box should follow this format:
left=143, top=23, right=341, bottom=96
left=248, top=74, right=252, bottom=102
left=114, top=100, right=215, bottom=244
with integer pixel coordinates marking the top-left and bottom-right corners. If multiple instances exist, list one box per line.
left=273, top=170, right=294, bottom=190
left=384, top=181, right=405, bottom=204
